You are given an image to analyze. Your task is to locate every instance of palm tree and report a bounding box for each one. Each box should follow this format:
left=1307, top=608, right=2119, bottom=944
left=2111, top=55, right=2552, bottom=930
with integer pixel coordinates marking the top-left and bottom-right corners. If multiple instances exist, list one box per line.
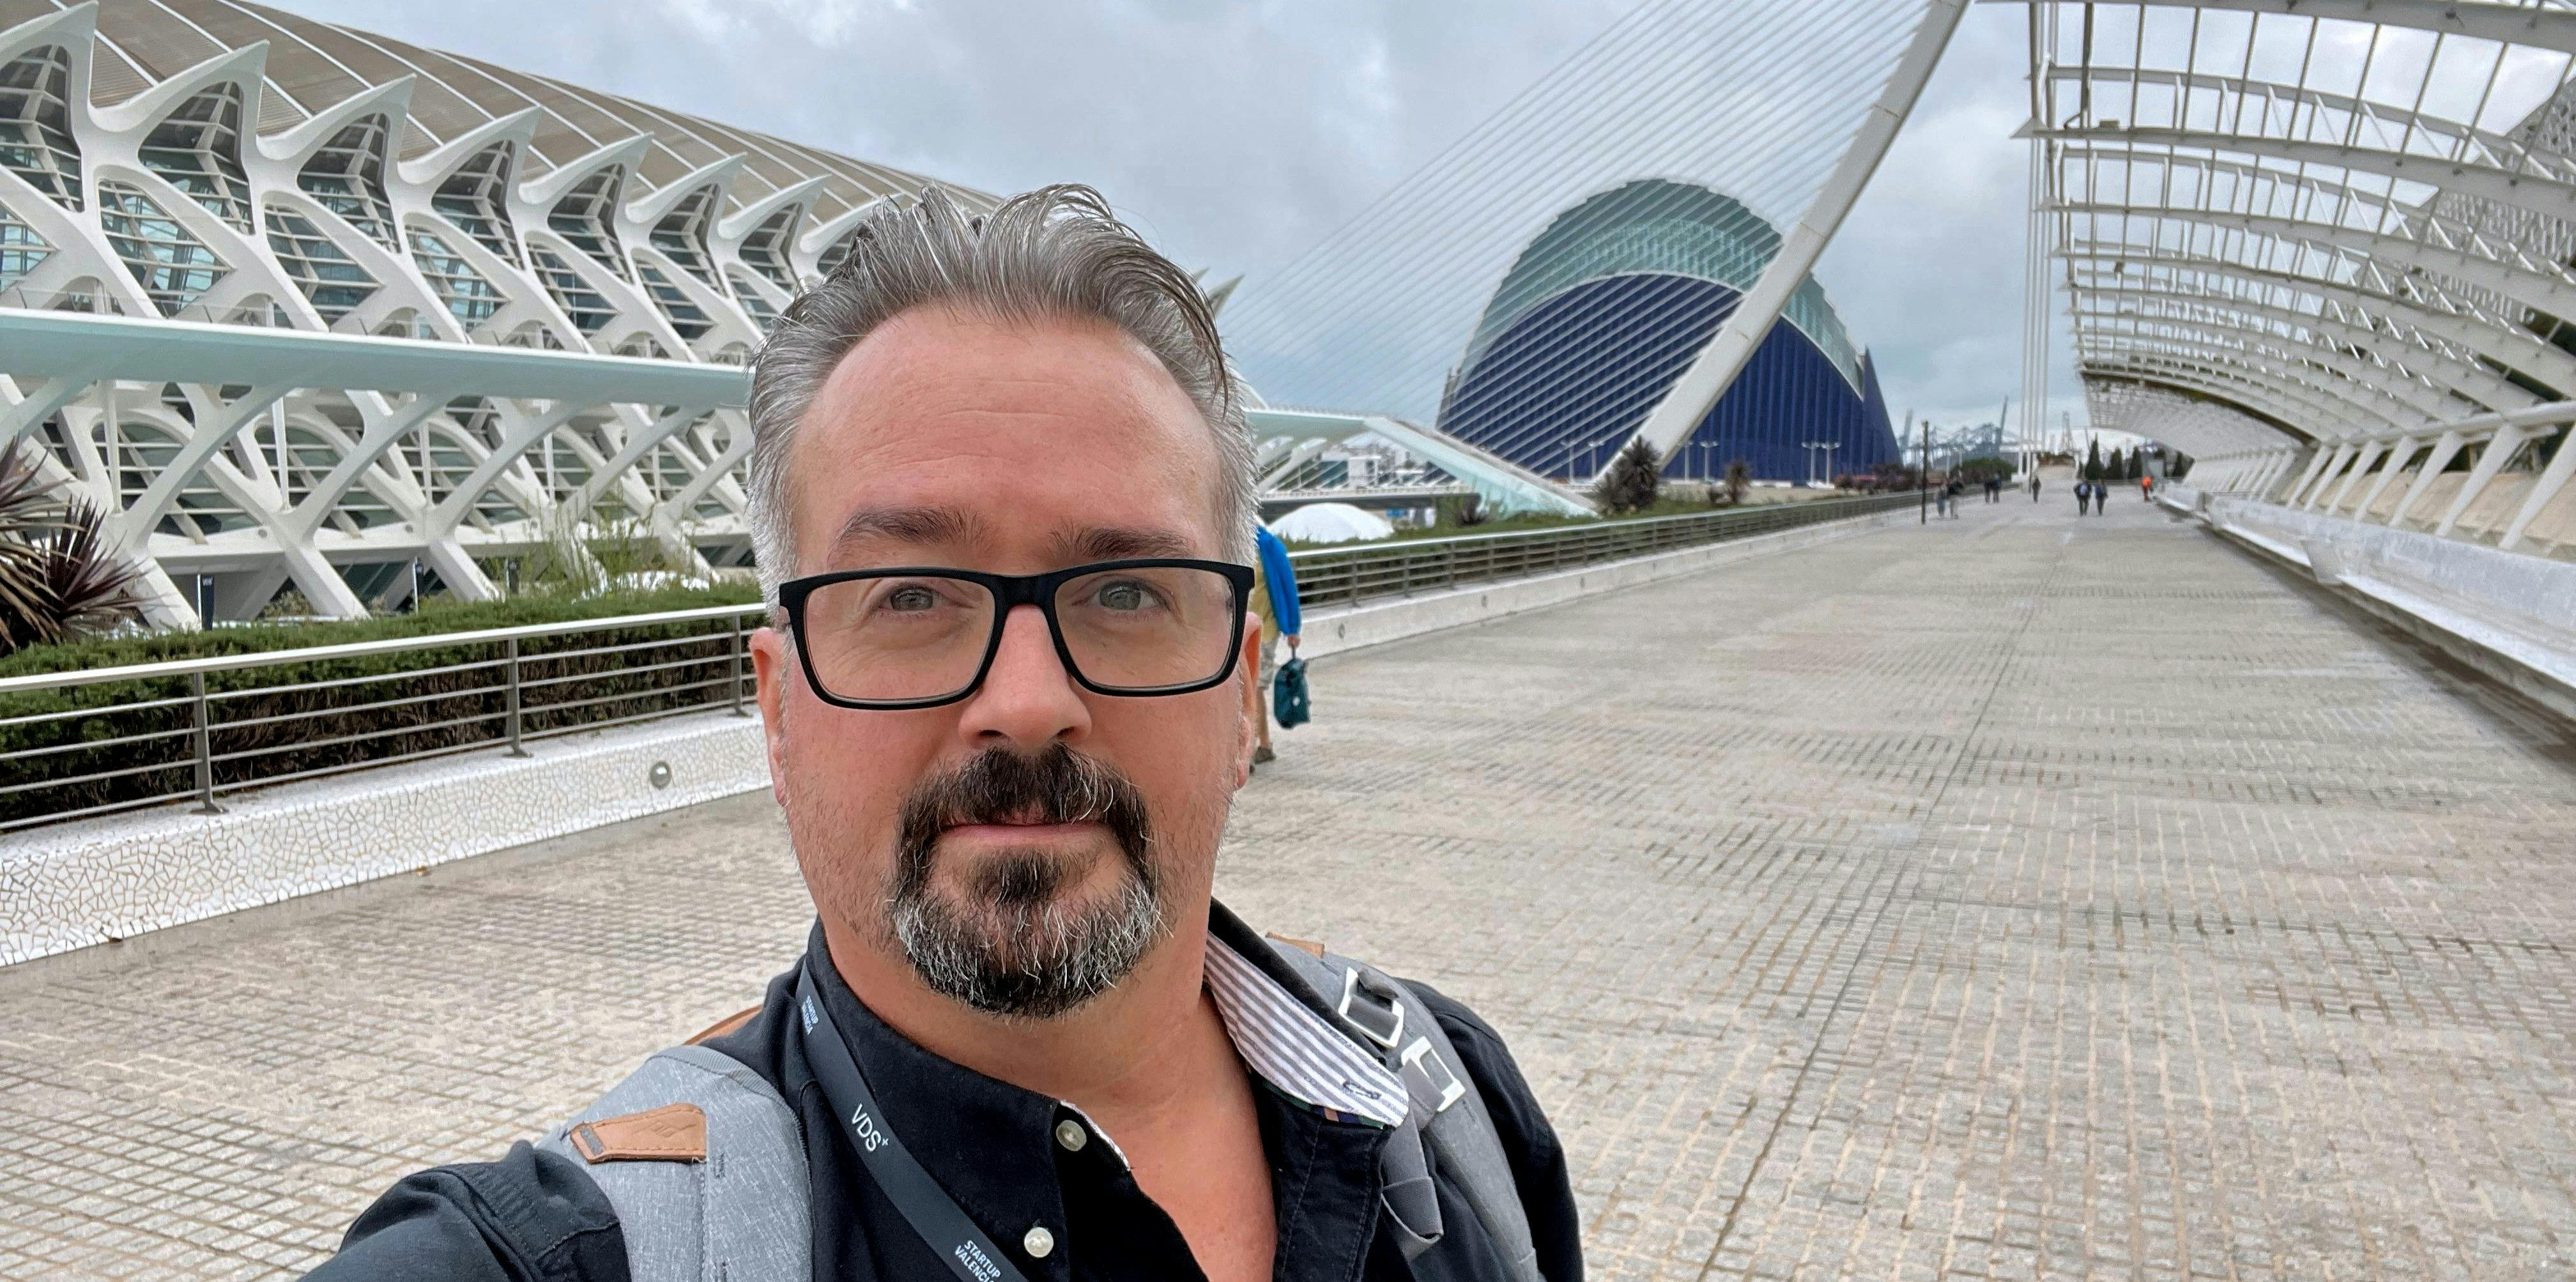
left=1593, top=439, right=1663, bottom=515
left=0, top=443, right=146, bottom=654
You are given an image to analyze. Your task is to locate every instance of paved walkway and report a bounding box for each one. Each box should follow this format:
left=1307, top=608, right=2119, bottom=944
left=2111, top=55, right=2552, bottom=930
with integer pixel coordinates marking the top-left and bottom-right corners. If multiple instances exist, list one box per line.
left=6, top=489, right=2576, bottom=1279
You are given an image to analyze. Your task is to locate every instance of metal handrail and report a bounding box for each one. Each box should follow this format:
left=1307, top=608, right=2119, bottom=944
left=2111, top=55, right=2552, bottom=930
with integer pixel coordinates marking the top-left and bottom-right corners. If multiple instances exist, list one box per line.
left=0, top=603, right=756, bottom=696
left=0, top=492, right=1911, bottom=830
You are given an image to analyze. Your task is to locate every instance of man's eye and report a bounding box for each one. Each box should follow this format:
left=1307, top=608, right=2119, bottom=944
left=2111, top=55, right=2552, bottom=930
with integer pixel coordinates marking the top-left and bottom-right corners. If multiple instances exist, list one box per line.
left=884, top=585, right=940, bottom=611
left=1095, top=580, right=1165, bottom=611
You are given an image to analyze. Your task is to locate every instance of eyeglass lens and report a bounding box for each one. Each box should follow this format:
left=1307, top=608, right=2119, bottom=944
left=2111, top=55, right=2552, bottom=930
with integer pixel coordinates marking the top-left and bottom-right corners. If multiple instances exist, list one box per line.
left=799, top=567, right=1239, bottom=703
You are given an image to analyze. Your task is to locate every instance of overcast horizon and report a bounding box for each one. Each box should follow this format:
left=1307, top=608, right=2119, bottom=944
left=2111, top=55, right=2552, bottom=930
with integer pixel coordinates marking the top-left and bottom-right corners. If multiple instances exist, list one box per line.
left=266, top=0, right=2097, bottom=442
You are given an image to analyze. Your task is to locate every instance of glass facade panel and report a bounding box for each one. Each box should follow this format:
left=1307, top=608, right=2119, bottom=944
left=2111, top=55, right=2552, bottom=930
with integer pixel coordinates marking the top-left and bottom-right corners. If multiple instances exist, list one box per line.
left=98, top=181, right=228, bottom=317
left=264, top=204, right=378, bottom=323
left=530, top=246, right=615, bottom=333
left=139, top=84, right=254, bottom=233
left=298, top=114, right=399, bottom=251
left=0, top=46, right=82, bottom=211
left=725, top=266, right=778, bottom=333
left=638, top=261, right=712, bottom=340
left=432, top=142, right=520, bottom=266
left=737, top=202, right=801, bottom=292
left=1, top=196, right=51, bottom=292
left=649, top=185, right=718, bottom=286
left=409, top=226, right=504, bottom=328
left=548, top=166, right=631, bottom=280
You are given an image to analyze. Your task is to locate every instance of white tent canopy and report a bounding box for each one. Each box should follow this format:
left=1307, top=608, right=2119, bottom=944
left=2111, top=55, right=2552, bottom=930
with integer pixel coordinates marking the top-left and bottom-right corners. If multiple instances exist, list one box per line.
left=1267, top=503, right=1396, bottom=545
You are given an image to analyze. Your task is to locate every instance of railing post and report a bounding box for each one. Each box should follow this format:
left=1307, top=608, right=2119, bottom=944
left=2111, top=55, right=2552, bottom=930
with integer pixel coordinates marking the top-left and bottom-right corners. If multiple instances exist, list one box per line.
left=505, top=637, right=530, bottom=756
left=730, top=614, right=751, bottom=717
left=190, top=671, right=222, bottom=814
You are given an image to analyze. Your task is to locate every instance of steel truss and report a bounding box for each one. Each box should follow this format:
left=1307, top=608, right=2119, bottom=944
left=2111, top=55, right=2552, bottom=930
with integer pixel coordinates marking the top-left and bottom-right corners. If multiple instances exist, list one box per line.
left=2029, top=0, right=2576, bottom=553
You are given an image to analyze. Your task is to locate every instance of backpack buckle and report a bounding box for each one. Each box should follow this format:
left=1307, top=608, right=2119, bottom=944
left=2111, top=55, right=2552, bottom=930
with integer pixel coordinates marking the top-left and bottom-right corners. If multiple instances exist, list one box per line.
left=1399, top=1037, right=1468, bottom=1115
left=1337, top=966, right=1406, bottom=1049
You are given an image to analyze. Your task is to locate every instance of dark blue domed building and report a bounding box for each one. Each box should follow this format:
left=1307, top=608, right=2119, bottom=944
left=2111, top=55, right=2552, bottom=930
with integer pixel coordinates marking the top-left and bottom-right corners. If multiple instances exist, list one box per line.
left=1436, top=179, right=1899, bottom=481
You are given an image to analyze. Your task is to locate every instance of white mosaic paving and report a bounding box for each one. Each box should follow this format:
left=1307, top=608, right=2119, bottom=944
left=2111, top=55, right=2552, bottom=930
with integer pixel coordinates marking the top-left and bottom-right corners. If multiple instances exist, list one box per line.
left=0, top=713, right=770, bottom=966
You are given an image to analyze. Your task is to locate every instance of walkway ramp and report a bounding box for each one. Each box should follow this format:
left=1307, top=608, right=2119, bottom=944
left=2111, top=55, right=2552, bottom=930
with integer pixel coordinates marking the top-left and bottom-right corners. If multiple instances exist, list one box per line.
left=6, top=496, right=2575, bottom=1278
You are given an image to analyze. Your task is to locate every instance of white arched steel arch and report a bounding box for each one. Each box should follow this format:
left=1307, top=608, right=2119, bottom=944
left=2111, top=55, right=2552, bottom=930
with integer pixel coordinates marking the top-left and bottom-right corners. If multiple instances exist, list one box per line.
left=2029, top=0, right=2576, bottom=553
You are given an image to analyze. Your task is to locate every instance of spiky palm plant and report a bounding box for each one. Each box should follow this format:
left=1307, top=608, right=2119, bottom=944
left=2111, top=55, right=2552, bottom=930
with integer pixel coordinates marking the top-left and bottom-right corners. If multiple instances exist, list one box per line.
left=1723, top=459, right=1752, bottom=505
left=1592, top=439, right=1663, bottom=515
left=0, top=444, right=146, bottom=654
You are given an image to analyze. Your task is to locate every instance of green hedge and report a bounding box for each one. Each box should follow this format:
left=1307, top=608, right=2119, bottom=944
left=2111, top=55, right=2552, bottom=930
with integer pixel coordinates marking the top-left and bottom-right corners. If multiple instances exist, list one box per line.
left=0, top=584, right=763, bottom=828
left=0, top=583, right=760, bottom=679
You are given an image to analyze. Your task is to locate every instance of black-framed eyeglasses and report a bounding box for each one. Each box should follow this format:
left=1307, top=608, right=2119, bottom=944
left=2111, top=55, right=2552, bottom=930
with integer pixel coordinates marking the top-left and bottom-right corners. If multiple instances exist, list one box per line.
left=777, top=559, right=1257, bottom=710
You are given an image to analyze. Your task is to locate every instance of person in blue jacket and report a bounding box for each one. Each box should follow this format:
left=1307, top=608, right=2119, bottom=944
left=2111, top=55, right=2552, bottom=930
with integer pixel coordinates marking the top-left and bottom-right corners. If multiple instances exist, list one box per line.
left=1251, top=523, right=1301, bottom=764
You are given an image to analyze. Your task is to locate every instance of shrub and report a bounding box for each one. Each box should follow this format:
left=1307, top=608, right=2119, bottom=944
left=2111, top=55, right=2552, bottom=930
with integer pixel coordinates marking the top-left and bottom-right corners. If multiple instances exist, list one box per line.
left=0, top=583, right=762, bottom=827
left=1592, top=439, right=1663, bottom=515
left=0, top=444, right=147, bottom=655
left=1438, top=492, right=1491, bottom=528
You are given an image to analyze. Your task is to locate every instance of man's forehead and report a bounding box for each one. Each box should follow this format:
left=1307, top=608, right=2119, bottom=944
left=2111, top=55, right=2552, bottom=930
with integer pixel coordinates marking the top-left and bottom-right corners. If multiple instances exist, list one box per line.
left=822, top=503, right=1201, bottom=565
left=786, top=308, right=1233, bottom=569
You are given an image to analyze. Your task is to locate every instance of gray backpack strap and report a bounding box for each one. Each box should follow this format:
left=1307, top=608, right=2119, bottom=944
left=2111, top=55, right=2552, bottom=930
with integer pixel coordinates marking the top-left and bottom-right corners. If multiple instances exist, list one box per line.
left=536, top=1044, right=810, bottom=1282
left=1266, top=939, right=1543, bottom=1282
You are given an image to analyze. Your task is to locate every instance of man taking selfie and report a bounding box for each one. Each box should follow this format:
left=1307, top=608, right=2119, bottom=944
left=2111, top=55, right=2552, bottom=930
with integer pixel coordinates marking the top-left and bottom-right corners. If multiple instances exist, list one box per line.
left=303, top=185, right=1582, bottom=1282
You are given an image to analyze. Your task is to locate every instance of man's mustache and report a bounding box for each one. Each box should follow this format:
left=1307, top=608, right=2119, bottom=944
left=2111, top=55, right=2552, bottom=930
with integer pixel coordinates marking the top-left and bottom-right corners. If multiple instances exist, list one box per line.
left=896, top=744, right=1155, bottom=874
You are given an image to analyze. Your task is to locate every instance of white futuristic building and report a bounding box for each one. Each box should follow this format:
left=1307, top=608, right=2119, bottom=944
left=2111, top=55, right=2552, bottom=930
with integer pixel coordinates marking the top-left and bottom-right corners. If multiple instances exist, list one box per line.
left=0, top=0, right=1021, bottom=625
left=0, top=1, right=1598, bottom=629
left=2030, top=0, right=2576, bottom=555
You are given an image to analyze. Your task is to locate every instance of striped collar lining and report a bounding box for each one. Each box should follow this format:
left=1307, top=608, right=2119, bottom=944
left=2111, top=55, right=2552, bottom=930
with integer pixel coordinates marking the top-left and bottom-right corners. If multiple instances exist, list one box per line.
left=1200, top=937, right=1410, bottom=1129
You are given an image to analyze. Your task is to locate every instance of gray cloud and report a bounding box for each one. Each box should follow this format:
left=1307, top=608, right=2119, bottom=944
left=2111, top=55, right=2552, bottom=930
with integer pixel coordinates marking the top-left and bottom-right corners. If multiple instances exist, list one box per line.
left=267, top=0, right=2091, bottom=438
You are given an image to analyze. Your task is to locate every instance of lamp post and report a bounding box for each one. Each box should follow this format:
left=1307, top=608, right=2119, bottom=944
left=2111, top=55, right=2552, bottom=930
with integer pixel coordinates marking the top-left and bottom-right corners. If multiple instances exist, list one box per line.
left=1585, top=433, right=1623, bottom=478
left=1798, top=440, right=1843, bottom=487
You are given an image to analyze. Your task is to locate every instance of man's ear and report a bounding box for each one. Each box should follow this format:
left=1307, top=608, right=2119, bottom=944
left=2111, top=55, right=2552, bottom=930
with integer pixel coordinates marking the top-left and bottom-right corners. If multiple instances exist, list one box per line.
left=750, top=625, right=795, bottom=807
left=1233, top=618, right=1262, bottom=789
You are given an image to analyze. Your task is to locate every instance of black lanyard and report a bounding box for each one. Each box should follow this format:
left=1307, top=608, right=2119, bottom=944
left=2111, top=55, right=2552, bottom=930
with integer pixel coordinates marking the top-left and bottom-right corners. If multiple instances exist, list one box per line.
left=795, top=963, right=1036, bottom=1282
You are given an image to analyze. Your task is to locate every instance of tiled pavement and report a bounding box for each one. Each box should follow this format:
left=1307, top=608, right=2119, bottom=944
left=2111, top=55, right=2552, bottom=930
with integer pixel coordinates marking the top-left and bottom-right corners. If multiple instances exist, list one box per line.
left=5, top=490, right=2575, bottom=1279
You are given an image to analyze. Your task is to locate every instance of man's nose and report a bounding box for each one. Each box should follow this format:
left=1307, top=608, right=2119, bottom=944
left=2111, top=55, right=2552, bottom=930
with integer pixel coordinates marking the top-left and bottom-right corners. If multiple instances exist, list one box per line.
left=957, top=603, right=1091, bottom=749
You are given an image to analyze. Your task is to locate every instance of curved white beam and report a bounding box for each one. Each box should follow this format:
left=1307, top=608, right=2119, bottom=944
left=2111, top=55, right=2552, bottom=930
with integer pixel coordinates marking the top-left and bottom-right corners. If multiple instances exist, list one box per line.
left=2052, top=201, right=2576, bottom=335
left=2037, top=125, right=2576, bottom=226
left=2078, top=323, right=2455, bottom=422
left=2071, top=282, right=2542, bottom=411
left=2056, top=244, right=2576, bottom=394
left=1627, top=0, right=1969, bottom=465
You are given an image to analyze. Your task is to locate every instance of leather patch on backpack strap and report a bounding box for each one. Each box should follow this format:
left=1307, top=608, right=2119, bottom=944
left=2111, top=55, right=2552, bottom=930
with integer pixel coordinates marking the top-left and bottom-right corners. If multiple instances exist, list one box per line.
left=567, top=1103, right=707, bottom=1164
left=1266, top=932, right=1326, bottom=958
left=686, top=1005, right=762, bottom=1046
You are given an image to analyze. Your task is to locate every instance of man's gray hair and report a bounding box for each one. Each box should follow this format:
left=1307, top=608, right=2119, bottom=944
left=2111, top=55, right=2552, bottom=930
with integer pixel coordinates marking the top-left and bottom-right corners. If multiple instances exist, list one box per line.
left=745, top=184, right=1257, bottom=606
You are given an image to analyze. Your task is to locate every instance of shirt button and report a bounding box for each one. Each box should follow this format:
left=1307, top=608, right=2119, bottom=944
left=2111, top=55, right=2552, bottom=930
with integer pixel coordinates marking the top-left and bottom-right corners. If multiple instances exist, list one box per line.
left=1023, top=1225, right=1055, bottom=1258
left=1053, top=1119, right=1088, bottom=1152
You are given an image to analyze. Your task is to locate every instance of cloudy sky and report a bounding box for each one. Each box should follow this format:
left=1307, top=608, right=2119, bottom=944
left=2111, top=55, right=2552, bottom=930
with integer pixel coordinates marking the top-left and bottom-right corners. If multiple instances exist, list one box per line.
left=269, top=0, right=2086, bottom=438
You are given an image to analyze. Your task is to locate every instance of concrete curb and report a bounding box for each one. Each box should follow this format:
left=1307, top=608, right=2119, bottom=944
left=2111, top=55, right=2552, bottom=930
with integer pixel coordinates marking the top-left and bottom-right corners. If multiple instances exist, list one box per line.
left=2166, top=485, right=2576, bottom=723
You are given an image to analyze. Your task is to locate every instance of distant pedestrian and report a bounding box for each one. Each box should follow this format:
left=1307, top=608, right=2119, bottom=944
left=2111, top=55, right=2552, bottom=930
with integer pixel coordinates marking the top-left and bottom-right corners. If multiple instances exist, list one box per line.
left=1984, top=476, right=2001, bottom=503
left=2140, top=474, right=2154, bottom=502
left=1250, top=523, right=1301, bottom=767
left=2075, top=480, right=2092, bottom=515
left=2029, top=474, right=2042, bottom=502
left=1945, top=477, right=1964, bottom=518
left=1935, top=483, right=1949, bottom=517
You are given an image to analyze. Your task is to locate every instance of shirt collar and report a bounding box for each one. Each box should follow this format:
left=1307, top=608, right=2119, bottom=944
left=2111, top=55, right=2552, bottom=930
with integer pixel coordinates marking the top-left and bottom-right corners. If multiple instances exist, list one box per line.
left=1200, top=919, right=1410, bottom=1129
left=804, top=900, right=1409, bottom=1154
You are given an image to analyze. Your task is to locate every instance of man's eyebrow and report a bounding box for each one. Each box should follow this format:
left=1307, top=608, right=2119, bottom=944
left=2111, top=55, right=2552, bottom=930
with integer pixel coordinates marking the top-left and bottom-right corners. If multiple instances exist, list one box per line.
left=1054, top=525, right=1199, bottom=561
left=827, top=505, right=981, bottom=551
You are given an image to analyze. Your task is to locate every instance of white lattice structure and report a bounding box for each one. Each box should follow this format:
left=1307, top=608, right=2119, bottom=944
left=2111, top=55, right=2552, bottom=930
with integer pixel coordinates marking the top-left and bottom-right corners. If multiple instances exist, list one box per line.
left=0, top=0, right=1002, bottom=626
left=2028, top=0, right=2576, bottom=555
